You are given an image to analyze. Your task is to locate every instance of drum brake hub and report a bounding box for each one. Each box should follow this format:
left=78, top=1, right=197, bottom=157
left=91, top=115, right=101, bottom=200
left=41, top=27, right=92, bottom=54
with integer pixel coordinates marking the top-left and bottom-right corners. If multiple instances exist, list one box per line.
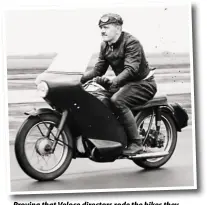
left=35, top=138, right=52, bottom=156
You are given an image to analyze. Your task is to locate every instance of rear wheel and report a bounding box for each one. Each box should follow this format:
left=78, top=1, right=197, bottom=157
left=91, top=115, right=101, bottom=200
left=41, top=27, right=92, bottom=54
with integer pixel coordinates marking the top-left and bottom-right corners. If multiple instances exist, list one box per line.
left=15, top=114, right=73, bottom=181
left=133, top=110, right=177, bottom=169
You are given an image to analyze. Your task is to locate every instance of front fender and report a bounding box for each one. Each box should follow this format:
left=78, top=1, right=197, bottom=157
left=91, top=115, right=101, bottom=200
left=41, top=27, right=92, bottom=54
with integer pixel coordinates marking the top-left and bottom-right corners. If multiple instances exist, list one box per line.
left=24, top=108, right=79, bottom=137
left=25, top=108, right=61, bottom=118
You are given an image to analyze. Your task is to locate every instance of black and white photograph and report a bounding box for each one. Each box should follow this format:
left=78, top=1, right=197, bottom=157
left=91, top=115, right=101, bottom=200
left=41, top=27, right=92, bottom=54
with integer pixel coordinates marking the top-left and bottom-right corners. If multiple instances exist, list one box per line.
left=4, top=3, right=196, bottom=194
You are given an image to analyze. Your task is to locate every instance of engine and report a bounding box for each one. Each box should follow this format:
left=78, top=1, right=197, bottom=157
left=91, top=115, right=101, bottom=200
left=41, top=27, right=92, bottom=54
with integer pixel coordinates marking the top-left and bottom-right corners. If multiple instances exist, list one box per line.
left=141, top=129, right=165, bottom=148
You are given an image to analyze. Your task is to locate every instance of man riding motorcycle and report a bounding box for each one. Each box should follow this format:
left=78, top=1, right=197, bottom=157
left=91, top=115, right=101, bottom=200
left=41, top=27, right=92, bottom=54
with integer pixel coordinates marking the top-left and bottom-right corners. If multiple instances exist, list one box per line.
left=81, top=13, right=157, bottom=156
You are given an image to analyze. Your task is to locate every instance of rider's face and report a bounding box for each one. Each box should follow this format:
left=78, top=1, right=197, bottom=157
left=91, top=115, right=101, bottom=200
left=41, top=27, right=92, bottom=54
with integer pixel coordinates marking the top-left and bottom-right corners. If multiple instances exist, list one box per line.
left=100, top=24, right=120, bottom=43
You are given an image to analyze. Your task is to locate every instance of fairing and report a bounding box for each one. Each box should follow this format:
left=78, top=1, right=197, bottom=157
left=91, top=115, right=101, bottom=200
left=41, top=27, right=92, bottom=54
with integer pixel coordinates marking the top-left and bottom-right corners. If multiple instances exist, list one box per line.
left=44, top=80, right=127, bottom=150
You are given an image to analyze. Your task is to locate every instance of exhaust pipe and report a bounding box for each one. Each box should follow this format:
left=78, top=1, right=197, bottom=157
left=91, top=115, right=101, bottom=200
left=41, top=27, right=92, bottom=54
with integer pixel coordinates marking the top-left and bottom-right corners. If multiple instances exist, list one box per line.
left=128, top=151, right=169, bottom=159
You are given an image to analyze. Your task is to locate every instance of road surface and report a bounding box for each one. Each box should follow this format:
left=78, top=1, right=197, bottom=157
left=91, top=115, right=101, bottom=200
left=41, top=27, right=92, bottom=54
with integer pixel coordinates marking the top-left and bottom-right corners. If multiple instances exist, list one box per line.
left=9, top=127, right=196, bottom=194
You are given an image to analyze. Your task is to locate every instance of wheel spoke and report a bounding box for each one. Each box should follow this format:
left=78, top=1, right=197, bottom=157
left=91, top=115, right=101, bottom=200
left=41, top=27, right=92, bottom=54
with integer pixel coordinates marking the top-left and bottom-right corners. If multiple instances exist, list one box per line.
left=42, top=121, right=57, bottom=139
left=53, top=152, right=58, bottom=162
left=34, top=152, right=41, bottom=167
left=45, top=124, right=54, bottom=138
left=37, top=124, right=45, bottom=137
left=30, top=143, right=37, bottom=160
left=48, top=138, right=64, bottom=147
left=143, top=113, right=154, bottom=145
left=40, top=155, right=49, bottom=166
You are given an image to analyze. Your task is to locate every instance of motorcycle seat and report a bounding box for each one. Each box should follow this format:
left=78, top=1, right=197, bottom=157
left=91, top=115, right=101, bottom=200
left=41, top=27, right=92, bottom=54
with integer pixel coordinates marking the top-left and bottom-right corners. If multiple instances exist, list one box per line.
left=132, top=95, right=168, bottom=111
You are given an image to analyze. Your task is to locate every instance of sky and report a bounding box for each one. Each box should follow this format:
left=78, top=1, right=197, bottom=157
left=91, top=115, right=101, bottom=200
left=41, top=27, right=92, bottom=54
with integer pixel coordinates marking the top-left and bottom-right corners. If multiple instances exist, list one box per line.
left=4, top=5, right=192, bottom=56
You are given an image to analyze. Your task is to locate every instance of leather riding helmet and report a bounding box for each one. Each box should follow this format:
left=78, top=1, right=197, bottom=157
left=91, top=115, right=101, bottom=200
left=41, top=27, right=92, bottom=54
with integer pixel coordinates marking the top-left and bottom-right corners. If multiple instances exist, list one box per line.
left=98, top=13, right=123, bottom=27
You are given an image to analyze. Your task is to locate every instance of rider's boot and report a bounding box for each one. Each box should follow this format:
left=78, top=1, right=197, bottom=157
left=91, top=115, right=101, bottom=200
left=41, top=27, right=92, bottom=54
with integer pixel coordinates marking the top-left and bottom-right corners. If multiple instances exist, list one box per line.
left=120, top=109, right=143, bottom=156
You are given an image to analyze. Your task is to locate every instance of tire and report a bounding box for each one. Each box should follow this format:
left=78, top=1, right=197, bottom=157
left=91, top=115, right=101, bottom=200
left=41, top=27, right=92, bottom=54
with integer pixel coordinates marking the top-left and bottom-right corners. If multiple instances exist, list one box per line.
left=133, top=110, right=177, bottom=169
left=15, top=113, right=73, bottom=181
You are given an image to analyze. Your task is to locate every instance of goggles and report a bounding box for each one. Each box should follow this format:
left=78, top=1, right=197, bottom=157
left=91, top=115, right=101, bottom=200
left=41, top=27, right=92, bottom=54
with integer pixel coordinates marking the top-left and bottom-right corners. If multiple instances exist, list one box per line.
left=98, top=15, right=123, bottom=27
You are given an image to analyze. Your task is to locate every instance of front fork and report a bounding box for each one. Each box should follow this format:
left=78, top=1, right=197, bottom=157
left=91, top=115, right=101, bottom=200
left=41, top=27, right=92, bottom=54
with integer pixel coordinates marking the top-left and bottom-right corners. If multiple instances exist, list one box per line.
left=51, top=110, right=68, bottom=152
left=38, top=110, right=69, bottom=153
left=142, top=107, right=161, bottom=145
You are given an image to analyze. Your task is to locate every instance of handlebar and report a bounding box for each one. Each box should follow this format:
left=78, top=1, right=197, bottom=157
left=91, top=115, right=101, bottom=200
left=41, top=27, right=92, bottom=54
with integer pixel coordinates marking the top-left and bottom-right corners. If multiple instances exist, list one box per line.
left=82, top=80, right=106, bottom=91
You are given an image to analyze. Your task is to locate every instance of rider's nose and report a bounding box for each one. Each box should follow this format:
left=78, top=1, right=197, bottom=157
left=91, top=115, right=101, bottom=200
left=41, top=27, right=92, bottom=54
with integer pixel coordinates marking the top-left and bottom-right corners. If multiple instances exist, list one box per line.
left=101, top=27, right=105, bottom=33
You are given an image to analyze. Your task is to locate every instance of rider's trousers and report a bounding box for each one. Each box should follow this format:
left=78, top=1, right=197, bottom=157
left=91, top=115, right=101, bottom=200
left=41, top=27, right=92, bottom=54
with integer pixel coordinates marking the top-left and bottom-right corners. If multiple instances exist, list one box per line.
left=110, top=76, right=157, bottom=142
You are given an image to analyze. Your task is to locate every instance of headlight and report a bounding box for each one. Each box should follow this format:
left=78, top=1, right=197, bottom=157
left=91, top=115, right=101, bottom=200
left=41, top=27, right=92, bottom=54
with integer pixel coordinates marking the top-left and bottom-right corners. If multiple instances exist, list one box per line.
left=37, top=81, right=49, bottom=98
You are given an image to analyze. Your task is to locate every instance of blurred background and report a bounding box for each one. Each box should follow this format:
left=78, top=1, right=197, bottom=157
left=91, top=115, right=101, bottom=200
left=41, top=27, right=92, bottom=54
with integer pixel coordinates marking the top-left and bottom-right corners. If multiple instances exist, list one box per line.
left=5, top=6, right=193, bottom=142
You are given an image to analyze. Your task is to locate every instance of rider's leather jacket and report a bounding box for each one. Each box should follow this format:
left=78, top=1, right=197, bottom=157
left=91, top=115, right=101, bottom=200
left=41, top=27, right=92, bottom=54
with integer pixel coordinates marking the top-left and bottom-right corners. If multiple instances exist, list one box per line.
left=80, top=31, right=150, bottom=87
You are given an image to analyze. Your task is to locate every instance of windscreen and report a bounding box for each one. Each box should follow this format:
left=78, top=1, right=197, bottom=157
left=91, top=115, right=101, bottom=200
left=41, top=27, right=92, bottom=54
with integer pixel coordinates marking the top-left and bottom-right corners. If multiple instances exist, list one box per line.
left=48, top=40, right=99, bottom=73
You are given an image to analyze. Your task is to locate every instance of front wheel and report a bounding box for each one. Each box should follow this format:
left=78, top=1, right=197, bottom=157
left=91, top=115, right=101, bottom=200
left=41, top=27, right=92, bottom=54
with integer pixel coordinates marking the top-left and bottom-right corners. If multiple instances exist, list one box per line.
left=15, top=113, right=73, bottom=181
left=133, top=110, right=177, bottom=169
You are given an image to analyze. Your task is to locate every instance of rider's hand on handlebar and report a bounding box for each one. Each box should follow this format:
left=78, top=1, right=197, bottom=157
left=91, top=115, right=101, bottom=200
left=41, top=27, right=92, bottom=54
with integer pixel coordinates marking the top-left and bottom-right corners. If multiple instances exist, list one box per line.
left=93, top=76, right=112, bottom=89
left=108, top=80, right=120, bottom=93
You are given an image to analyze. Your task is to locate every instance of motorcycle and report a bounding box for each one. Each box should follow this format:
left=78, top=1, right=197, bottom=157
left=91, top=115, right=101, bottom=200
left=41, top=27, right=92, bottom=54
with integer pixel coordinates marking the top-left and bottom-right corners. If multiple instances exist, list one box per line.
left=14, top=76, right=189, bottom=181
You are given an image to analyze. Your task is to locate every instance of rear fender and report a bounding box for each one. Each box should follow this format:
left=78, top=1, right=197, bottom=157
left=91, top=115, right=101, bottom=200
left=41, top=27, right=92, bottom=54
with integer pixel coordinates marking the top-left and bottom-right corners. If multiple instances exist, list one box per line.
left=160, top=105, right=182, bottom=132
left=135, top=106, right=182, bottom=132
